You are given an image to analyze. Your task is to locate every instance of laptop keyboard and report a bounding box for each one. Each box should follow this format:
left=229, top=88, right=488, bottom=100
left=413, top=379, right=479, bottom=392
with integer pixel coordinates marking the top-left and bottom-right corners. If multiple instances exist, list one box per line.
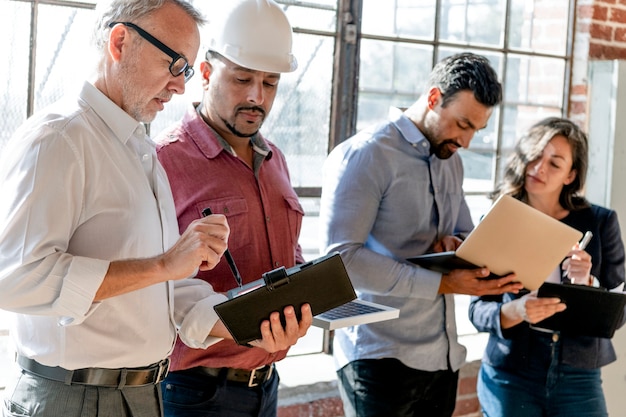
left=316, top=300, right=384, bottom=319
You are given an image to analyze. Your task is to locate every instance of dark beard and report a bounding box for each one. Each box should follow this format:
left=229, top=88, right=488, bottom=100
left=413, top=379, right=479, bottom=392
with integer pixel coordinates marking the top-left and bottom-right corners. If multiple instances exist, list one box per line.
left=431, top=140, right=459, bottom=160
left=221, top=106, right=266, bottom=138
left=222, top=118, right=257, bottom=138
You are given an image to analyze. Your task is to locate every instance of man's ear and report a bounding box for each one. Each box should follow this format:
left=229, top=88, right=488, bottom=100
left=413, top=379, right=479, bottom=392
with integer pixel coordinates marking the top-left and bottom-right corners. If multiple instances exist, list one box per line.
left=427, top=87, right=442, bottom=110
left=200, top=60, right=212, bottom=88
left=107, top=24, right=128, bottom=63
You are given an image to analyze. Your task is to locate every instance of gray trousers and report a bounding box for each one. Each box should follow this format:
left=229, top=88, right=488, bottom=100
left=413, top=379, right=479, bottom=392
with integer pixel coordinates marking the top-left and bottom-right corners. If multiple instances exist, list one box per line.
left=2, top=371, right=163, bottom=417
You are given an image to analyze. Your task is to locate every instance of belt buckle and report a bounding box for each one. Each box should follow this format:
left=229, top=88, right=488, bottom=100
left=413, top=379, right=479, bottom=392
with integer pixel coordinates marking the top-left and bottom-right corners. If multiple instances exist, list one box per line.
left=247, top=368, right=260, bottom=387
left=247, top=365, right=272, bottom=388
left=155, top=358, right=170, bottom=384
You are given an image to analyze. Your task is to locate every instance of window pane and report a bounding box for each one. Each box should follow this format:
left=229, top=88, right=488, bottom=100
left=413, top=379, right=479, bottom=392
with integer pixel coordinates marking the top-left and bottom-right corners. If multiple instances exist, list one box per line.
left=362, top=0, right=436, bottom=39
left=265, top=34, right=335, bottom=188
left=34, top=5, right=96, bottom=112
left=357, top=40, right=433, bottom=130
left=282, top=1, right=337, bottom=32
left=439, top=0, right=506, bottom=47
left=507, top=0, right=570, bottom=54
left=460, top=148, right=496, bottom=193
left=505, top=55, right=565, bottom=108
left=465, top=194, right=495, bottom=223
left=0, top=1, right=30, bottom=149
left=501, top=104, right=563, bottom=150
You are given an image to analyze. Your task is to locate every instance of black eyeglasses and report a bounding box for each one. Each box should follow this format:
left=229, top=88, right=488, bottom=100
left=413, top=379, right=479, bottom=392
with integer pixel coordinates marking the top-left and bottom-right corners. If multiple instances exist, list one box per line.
left=108, top=21, right=194, bottom=82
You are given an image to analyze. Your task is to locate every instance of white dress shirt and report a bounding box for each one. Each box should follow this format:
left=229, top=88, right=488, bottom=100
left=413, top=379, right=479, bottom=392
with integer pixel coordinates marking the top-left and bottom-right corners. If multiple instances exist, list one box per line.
left=0, top=81, right=227, bottom=370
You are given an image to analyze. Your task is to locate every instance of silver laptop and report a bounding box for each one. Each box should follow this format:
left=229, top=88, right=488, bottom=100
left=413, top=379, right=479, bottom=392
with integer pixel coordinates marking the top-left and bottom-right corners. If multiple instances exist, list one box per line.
left=408, top=195, right=583, bottom=290
left=312, top=299, right=400, bottom=330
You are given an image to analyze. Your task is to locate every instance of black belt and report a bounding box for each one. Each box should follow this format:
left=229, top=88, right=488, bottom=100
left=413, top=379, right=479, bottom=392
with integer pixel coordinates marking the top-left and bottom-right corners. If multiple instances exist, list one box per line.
left=195, top=365, right=274, bottom=387
left=17, top=355, right=169, bottom=388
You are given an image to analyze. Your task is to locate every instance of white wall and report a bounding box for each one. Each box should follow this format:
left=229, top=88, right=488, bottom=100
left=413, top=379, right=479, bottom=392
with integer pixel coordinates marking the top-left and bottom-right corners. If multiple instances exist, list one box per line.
left=586, top=59, right=626, bottom=416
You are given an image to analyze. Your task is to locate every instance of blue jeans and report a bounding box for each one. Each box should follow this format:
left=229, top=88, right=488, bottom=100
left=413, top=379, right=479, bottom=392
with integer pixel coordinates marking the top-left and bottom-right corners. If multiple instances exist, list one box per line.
left=161, top=367, right=279, bottom=417
left=337, top=358, right=458, bottom=417
left=478, top=355, right=607, bottom=417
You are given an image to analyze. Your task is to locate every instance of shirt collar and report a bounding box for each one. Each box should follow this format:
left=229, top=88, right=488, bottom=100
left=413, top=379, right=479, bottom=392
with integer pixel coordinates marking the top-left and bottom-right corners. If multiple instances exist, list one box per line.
left=388, top=106, right=431, bottom=157
left=79, top=81, right=145, bottom=144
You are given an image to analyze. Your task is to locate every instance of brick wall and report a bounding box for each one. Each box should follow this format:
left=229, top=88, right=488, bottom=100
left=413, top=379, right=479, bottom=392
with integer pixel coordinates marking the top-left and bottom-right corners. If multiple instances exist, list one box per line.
left=571, top=0, right=626, bottom=127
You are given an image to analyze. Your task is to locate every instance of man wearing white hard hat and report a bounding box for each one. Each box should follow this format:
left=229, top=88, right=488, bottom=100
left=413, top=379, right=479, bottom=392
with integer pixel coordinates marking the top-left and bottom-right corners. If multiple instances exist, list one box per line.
left=154, top=1, right=310, bottom=416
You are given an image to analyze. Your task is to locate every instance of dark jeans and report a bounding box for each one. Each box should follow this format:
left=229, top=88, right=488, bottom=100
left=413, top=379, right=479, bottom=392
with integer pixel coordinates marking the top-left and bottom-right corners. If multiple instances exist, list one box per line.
left=161, top=368, right=279, bottom=417
left=478, top=333, right=607, bottom=417
left=337, top=358, right=459, bottom=417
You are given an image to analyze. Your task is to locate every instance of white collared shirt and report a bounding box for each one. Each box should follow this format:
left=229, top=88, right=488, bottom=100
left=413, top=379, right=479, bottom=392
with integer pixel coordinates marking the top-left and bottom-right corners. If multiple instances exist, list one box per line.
left=0, top=82, right=226, bottom=369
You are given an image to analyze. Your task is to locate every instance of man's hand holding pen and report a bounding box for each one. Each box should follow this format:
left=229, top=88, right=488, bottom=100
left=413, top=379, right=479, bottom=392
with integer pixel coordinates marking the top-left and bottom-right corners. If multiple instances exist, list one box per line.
left=160, top=213, right=230, bottom=280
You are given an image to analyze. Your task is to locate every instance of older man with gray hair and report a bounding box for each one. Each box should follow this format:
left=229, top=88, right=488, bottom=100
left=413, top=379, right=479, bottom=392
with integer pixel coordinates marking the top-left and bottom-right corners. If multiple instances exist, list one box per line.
left=0, top=1, right=309, bottom=416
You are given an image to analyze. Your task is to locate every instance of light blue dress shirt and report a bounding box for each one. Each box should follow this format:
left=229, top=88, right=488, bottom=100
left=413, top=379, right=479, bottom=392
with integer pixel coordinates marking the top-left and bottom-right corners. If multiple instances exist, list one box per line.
left=320, top=107, right=474, bottom=372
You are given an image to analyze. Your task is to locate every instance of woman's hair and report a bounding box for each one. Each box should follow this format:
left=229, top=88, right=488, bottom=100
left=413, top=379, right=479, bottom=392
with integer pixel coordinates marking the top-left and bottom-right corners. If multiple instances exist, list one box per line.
left=491, top=117, right=590, bottom=210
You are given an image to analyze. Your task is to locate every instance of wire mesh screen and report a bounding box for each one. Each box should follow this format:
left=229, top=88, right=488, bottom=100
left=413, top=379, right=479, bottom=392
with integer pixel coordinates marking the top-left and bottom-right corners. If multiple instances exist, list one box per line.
left=1, top=1, right=30, bottom=150
left=33, top=5, right=96, bottom=112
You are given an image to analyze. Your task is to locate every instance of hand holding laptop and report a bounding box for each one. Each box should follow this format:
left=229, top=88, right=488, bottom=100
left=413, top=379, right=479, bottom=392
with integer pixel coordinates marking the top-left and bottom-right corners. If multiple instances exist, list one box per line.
left=438, top=267, right=523, bottom=296
left=431, top=235, right=464, bottom=253
left=409, top=195, right=583, bottom=291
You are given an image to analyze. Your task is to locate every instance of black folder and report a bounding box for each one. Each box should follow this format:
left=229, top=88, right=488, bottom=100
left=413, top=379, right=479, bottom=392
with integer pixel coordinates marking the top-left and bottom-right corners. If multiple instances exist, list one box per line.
left=214, top=252, right=357, bottom=345
left=534, top=282, right=626, bottom=338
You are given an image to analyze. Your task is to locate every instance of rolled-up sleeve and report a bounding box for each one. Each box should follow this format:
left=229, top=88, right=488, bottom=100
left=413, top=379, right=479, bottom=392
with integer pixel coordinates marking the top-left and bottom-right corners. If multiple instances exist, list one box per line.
left=0, top=126, right=108, bottom=323
left=172, top=278, right=228, bottom=348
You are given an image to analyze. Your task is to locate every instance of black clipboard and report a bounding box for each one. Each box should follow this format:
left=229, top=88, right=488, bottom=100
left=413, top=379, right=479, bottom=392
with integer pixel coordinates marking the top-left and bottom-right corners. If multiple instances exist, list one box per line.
left=535, top=282, right=626, bottom=338
left=214, top=252, right=357, bottom=345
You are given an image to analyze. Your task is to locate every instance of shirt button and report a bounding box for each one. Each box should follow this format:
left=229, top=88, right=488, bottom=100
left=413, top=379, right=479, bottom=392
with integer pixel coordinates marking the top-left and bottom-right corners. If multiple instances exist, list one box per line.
left=266, top=216, right=270, bottom=222
left=552, top=333, right=559, bottom=342
left=142, top=154, right=150, bottom=161
left=274, top=261, right=280, bottom=267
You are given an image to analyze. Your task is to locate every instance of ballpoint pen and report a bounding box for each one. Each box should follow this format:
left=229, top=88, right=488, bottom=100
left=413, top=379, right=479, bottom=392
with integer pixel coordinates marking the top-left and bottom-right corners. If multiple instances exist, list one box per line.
left=562, top=231, right=593, bottom=282
left=202, top=207, right=243, bottom=288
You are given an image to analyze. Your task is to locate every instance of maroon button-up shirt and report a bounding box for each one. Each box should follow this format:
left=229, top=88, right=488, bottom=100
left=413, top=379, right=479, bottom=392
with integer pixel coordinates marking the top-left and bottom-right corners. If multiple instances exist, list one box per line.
left=156, top=105, right=304, bottom=370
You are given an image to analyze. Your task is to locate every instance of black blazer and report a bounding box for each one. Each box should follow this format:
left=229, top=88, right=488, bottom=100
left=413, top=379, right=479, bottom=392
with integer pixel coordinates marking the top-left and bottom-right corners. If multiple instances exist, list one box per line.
left=469, top=204, right=626, bottom=370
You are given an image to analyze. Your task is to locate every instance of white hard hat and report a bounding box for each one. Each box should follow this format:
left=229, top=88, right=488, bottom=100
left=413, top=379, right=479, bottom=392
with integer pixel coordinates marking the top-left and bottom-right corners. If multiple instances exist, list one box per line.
left=206, top=0, right=297, bottom=73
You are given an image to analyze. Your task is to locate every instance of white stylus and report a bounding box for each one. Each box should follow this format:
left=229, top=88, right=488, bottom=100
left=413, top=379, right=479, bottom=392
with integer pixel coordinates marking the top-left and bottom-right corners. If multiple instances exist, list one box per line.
left=562, top=231, right=593, bottom=281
